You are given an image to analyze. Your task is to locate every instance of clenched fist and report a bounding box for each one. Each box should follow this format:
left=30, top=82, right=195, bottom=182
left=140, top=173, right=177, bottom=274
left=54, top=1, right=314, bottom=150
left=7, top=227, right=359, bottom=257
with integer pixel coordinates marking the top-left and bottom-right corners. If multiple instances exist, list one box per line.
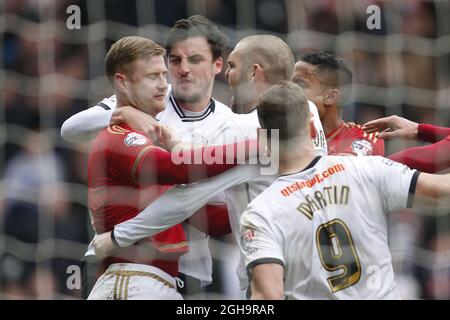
left=92, top=231, right=117, bottom=259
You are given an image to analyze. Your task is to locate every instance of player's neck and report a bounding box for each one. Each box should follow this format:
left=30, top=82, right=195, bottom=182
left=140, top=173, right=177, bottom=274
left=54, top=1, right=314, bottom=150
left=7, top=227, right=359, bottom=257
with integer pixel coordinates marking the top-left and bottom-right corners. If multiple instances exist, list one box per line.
left=322, top=106, right=343, bottom=136
left=115, top=94, right=128, bottom=108
left=236, top=82, right=270, bottom=114
left=175, top=94, right=212, bottom=113
left=278, top=140, right=317, bottom=175
left=237, top=101, right=257, bottom=114
left=115, top=96, right=158, bottom=119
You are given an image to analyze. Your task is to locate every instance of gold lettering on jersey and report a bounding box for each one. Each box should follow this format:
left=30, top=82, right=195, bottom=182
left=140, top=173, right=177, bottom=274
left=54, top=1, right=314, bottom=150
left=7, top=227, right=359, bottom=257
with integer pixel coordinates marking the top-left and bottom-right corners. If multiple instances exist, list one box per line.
left=297, top=185, right=350, bottom=220
left=281, top=164, right=345, bottom=197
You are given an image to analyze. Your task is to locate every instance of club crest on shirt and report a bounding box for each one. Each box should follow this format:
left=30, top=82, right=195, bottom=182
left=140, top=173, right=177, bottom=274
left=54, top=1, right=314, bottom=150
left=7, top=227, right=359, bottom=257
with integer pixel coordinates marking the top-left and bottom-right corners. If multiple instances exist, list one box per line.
left=124, top=132, right=148, bottom=147
left=240, top=228, right=257, bottom=254
left=351, top=139, right=373, bottom=156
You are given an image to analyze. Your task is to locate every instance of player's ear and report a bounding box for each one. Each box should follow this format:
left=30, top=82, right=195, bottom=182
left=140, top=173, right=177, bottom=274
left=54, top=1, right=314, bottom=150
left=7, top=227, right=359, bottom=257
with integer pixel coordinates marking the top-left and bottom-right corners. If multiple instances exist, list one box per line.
left=213, top=57, right=223, bottom=75
left=114, top=73, right=128, bottom=93
left=324, top=88, right=340, bottom=106
left=252, top=63, right=265, bottom=82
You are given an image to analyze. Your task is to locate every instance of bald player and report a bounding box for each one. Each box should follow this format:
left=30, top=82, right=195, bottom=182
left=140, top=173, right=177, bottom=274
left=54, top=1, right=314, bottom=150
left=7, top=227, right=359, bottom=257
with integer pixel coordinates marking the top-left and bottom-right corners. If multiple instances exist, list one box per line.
left=226, top=36, right=326, bottom=154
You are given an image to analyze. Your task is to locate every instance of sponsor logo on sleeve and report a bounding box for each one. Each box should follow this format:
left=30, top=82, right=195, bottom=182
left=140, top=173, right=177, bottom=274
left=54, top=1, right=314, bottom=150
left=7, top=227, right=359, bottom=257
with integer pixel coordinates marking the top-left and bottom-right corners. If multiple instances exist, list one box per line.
left=382, top=158, right=395, bottom=166
left=240, top=227, right=258, bottom=254
left=124, top=132, right=148, bottom=147
left=351, top=139, right=373, bottom=156
left=382, top=158, right=411, bottom=173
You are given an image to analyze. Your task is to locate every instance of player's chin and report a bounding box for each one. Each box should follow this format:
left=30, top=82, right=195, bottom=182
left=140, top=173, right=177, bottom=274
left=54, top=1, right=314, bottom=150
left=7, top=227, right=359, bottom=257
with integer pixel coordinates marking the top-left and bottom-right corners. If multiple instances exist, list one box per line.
left=153, top=100, right=166, bottom=113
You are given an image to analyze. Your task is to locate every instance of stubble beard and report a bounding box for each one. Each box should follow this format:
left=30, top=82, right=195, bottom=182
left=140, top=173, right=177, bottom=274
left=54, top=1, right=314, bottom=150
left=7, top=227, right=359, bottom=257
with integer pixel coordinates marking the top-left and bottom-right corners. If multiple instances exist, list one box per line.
left=172, top=86, right=206, bottom=105
left=230, top=85, right=251, bottom=114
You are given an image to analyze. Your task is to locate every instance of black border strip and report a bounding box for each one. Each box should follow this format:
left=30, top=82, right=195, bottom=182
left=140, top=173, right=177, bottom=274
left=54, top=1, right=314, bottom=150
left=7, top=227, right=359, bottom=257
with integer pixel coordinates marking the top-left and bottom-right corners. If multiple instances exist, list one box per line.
left=111, top=228, right=120, bottom=248
left=247, top=258, right=285, bottom=273
left=407, top=171, right=421, bottom=208
left=97, top=102, right=111, bottom=110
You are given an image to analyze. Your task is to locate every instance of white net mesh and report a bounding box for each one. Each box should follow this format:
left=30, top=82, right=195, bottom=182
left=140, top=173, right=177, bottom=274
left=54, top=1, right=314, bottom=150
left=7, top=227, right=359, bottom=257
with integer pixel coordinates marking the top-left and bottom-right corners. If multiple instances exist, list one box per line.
left=1, top=0, right=449, bottom=299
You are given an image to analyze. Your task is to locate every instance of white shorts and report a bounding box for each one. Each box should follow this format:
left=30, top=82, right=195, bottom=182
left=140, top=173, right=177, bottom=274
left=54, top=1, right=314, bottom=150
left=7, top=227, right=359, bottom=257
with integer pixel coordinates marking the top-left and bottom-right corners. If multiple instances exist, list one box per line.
left=87, top=263, right=183, bottom=300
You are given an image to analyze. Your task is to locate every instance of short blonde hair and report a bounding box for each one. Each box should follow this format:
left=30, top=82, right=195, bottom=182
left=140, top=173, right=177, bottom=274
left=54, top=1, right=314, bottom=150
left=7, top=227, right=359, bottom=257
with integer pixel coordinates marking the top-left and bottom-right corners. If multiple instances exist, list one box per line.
left=105, top=36, right=165, bottom=84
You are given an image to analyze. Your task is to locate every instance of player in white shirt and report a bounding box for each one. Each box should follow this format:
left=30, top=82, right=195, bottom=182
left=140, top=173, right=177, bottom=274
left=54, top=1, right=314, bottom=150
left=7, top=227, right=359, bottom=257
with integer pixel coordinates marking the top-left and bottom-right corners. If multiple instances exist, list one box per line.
left=238, top=81, right=450, bottom=300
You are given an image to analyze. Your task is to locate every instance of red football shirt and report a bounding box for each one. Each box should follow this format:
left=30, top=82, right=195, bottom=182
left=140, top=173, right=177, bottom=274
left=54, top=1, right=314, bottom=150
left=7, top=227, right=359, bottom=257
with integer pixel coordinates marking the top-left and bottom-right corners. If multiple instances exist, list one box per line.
left=327, top=122, right=385, bottom=156
left=88, top=124, right=188, bottom=276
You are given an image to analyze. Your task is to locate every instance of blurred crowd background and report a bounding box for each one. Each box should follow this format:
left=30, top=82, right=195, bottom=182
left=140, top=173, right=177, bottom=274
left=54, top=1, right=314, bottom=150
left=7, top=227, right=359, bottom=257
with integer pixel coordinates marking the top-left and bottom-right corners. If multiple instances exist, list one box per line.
left=1, top=0, right=449, bottom=299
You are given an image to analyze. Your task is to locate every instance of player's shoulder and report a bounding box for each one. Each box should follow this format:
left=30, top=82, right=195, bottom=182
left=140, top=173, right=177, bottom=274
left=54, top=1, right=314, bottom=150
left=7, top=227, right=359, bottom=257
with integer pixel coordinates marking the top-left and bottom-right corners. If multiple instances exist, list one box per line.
left=249, top=170, right=302, bottom=216
left=242, top=194, right=276, bottom=227
left=342, top=122, right=383, bottom=155
left=231, top=111, right=260, bottom=132
left=215, top=108, right=259, bottom=140
left=329, top=154, right=380, bottom=165
left=100, top=124, right=130, bottom=139
left=328, top=155, right=392, bottom=177
left=212, top=98, right=233, bottom=115
left=344, top=122, right=382, bottom=143
left=100, top=124, right=154, bottom=148
left=95, top=124, right=129, bottom=144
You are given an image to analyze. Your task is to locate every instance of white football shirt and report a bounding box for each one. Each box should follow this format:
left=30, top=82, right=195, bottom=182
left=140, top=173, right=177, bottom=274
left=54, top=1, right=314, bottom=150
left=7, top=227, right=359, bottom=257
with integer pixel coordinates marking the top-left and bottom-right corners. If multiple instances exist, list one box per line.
left=225, top=101, right=327, bottom=289
left=240, top=156, right=419, bottom=300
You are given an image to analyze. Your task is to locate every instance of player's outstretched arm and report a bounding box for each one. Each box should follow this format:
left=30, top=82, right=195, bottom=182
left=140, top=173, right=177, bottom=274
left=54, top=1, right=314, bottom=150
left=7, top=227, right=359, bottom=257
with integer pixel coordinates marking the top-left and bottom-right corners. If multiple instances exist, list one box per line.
left=389, top=138, right=450, bottom=173
left=93, top=203, right=232, bottom=258
left=416, top=123, right=450, bottom=143
left=414, top=172, right=450, bottom=205
left=250, top=264, right=284, bottom=300
left=362, top=115, right=418, bottom=140
left=61, top=97, right=116, bottom=142
left=137, top=140, right=258, bottom=185
left=92, top=165, right=257, bottom=258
